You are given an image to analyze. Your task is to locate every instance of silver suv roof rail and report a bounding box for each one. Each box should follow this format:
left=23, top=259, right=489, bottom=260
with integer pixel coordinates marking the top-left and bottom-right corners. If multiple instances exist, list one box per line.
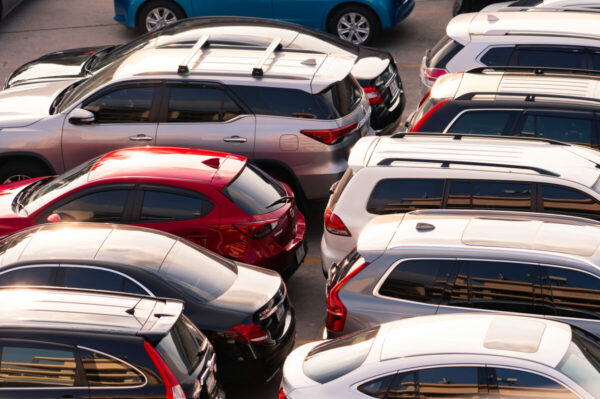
left=390, top=132, right=570, bottom=146
left=375, top=157, right=560, bottom=176
left=495, top=6, right=600, bottom=13
left=178, top=34, right=209, bottom=75
left=252, top=37, right=282, bottom=77
left=467, top=66, right=600, bottom=77
left=455, top=91, right=600, bottom=105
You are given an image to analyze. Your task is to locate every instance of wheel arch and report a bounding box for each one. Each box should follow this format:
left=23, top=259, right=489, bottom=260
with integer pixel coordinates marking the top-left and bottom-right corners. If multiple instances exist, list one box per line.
left=0, top=152, right=56, bottom=175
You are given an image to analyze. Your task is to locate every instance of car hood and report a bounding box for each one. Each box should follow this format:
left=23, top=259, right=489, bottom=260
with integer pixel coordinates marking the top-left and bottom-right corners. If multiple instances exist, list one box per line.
left=4, top=46, right=110, bottom=88
left=0, top=80, right=76, bottom=128
left=0, top=178, right=38, bottom=235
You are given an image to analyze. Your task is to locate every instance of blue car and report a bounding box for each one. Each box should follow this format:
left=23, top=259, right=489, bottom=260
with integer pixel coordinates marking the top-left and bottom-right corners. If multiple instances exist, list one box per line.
left=114, top=0, right=415, bottom=44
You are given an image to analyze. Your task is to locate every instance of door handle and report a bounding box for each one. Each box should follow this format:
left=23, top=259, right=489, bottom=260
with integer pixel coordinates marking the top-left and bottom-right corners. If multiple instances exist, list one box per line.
left=129, top=134, right=153, bottom=142
left=223, top=135, right=247, bottom=143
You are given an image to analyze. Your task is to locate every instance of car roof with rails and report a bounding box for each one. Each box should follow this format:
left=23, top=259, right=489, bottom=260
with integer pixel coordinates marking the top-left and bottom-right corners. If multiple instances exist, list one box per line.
left=0, top=286, right=183, bottom=338
left=348, top=133, right=600, bottom=188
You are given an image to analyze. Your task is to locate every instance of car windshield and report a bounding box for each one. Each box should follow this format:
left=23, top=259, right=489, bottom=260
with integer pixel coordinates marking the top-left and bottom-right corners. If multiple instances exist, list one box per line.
left=556, top=327, right=600, bottom=397
left=56, top=62, right=119, bottom=113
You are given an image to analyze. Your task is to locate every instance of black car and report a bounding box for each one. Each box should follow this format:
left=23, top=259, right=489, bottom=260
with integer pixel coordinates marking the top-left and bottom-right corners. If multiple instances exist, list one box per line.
left=0, top=222, right=295, bottom=386
left=452, top=0, right=509, bottom=15
left=0, top=286, right=224, bottom=399
left=3, top=16, right=404, bottom=134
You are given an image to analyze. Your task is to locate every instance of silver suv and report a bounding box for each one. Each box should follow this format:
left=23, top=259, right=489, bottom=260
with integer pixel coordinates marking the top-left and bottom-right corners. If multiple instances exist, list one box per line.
left=0, top=37, right=371, bottom=200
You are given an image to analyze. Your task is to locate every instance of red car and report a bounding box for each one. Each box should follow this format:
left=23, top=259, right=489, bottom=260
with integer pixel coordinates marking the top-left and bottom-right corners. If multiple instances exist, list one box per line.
left=0, top=147, right=306, bottom=277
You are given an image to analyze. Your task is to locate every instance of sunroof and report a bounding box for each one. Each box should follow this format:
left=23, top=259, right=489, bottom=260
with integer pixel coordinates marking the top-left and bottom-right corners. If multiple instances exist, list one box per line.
left=484, top=317, right=546, bottom=353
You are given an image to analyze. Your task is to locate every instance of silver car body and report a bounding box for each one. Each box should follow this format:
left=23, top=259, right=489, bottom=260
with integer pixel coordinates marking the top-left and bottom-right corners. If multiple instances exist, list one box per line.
left=1, top=0, right=23, bottom=19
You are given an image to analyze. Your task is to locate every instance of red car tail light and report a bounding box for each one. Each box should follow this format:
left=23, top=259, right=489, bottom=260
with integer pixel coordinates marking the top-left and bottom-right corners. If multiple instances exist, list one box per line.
left=422, top=67, right=448, bottom=86
left=324, top=207, right=351, bottom=237
left=409, top=99, right=451, bottom=132
left=301, top=122, right=358, bottom=145
left=234, top=219, right=279, bottom=239
left=228, top=323, right=269, bottom=344
left=326, top=261, right=370, bottom=333
left=143, top=341, right=186, bottom=399
left=279, top=388, right=288, bottom=399
left=363, top=86, right=383, bottom=105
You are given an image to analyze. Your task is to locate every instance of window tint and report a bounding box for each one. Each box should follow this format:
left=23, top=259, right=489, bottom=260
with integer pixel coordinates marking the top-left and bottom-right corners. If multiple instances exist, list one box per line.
left=52, top=190, right=129, bottom=222
left=0, top=346, right=76, bottom=387
left=387, top=371, right=417, bottom=399
left=542, top=185, right=600, bottom=218
left=318, top=75, right=363, bottom=117
left=379, top=260, right=454, bottom=305
left=591, top=51, right=600, bottom=70
left=62, top=267, right=146, bottom=295
left=472, top=182, right=532, bottom=210
left=84, top=86, right=155, bottom=123
left=156, top=316, right=206, bottom=380
left=167, top=86, right=241, bottom=122
left=516, top=48, right=585, bottom=69
left=428, top=36, right=464, bottom=69
left=0, top=267, right=54, bottom=286
left=542, top=266, right=600, bottom=319
left=480, top=46, right=514, bottom=66
left=418, top=367, right=481, bottom=399
left=80, top=348, right=144, bottom=386
left=367, top=179, right=445, bottom=215
left=221, top=164, right=285, bottom=215
left=141, top=191, right=213, bottom=221
left=446, top=181, right=471, bottom=208
left=493, top=368, right=578, bottom=399
left=467, top=261, right=539, bottom=314
left=330, top=168, right=354, bottom=209
left=358, top=374, right=396, bottom=398
left=447, top=111, right=517, bottom=135
left=521, top=115, right=592, bottom=145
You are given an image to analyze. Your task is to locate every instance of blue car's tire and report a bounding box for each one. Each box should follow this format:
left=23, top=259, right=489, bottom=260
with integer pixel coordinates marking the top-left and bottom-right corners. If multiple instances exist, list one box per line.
left=327, top=5, right=380, bottom=45
left=136, top=1, right=185, bottom=33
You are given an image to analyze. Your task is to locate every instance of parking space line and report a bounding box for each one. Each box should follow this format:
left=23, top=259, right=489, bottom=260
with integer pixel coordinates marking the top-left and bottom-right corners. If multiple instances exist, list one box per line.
left=304, top=257, right=322, bottom=263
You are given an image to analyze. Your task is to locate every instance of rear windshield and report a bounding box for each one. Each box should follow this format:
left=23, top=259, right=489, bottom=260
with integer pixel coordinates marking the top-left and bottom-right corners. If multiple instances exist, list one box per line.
left=330, top=168, right=354, bottom=209
left=221, top=163, right=286, bottom=215
left=408, top=94, right=437, bottom=129
left=303, top=326, right=379, bottom=384
left=427, top=35, right=464, bottom=69
left=318, top=75, right=363, bottom=118
left=556, top=327, right=600, bottom=397
left=160, top=240, right=237, bottom=301
left=156, top=316, right=208, bottom=381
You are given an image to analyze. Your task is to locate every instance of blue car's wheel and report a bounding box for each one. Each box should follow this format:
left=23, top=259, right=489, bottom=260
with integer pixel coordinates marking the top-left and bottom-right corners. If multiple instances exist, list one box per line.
left=327, top=5, right=379, bottom=45
left=137, top=1, right=185, bottom=33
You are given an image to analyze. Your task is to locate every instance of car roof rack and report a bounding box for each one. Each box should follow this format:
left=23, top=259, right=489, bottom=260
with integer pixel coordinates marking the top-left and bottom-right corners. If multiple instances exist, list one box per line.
left=496, top=6, right=600, bottom=13
left=390, top=132, right=570, bottom=146
left=467, top=66, right=600, bottom=77
left=178, top=34, right=209, bottom=74
left=252, top=37, right=282, bottom=77
left=455, top=91, right=600, bottom=105
left=376, top=157, right=560, bottom=176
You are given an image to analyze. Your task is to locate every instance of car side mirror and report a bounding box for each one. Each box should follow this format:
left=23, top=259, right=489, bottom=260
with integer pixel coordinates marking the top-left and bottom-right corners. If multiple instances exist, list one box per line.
left=46, top=213, right=61, bottom=223
left=68, top=108, right=95, bottom=125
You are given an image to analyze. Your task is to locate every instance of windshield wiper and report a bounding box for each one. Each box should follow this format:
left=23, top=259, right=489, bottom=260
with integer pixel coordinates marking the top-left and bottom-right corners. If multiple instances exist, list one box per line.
left=266, top=196, right=294, bottom=208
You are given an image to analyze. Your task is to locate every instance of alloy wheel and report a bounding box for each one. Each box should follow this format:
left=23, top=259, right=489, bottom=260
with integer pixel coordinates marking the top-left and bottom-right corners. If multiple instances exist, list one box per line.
left=337, top=12, right=370, bottom=44
left=145, top=7, right=178, bottom=32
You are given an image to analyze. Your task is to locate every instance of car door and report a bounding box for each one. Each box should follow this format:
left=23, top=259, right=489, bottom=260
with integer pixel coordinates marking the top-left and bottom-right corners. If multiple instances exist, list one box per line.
left=61, top=82, right=160, bottom=170
left=0, top=339, right=89, bottom=399
left=155, top=83, right=256, bottom=159
left=271, top=0, right=328, bottom=28
left=192, top=0, right=273, bottom=17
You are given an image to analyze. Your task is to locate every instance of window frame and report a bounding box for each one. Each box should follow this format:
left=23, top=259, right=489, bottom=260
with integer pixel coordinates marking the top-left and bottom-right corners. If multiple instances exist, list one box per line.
left=476, top=45, right=516, bottom=67
left=486, top=365, right=583, bottom=399
left=56, top=264, right=154, bottom=296
left=536, top=183, right=600, bottom=220
left=77, top=345, right=148, bottom=390
left=366, top=178, right=447, bottom=215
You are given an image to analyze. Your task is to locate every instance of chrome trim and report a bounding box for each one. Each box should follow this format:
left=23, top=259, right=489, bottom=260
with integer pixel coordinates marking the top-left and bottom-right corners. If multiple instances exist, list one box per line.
left=77, top=345, right=149, bottom=390
left=59, top=265, right=154, bottom=296
left=442, top=108, right=524, bottom=133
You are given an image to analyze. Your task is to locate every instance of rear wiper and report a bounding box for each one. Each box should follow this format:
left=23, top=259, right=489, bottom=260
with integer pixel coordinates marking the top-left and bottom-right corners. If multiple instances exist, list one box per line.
left=266, top=196, right=294, bottom=208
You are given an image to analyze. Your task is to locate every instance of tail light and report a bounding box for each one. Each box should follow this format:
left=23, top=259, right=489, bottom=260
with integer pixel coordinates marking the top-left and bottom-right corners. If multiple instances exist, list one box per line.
left=324, top=207, right=351, bottom=237
left=418, top=89, right=431, bottom=108
left=234, top=219, right=279, bottom=239
left=301, top=122, right=358, bottom=145
left=421, top=67, right=448, bottom=86
left=228, top=323, right=269, bottom=344
left=143, top=341, right=186, bottom=399
left=326, top=261, right=370, bottom=332
left=363, top=86, right=383, bottom=105
left=409, top=99, right=451, bottom=132
left=279, top=388, right=288, bottom=399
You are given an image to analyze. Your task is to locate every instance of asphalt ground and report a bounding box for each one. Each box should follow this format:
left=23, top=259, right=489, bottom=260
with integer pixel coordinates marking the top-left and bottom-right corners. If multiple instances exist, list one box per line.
left=0, top=1, right=454, bottom=396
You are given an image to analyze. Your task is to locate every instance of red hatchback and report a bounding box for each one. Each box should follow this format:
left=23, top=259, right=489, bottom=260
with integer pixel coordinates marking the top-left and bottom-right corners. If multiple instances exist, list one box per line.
left=0, top=147, right=306, bottom=277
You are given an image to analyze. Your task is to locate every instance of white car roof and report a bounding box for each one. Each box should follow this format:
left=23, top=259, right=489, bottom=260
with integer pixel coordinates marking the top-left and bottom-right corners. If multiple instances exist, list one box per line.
left=349, top=134, right=600, bottom=188
left=378, top=314, right=572, bottom=368
left=485, top=0, right=600, bottom=11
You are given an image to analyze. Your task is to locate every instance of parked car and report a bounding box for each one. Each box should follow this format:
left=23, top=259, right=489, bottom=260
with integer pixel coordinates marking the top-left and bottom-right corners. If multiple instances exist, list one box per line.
left=322, top=133, right=600, bottom=274
left=282, top=313, right=600, bottom=399
left=325, top=209, right=600, bottom=338
left=113, top=0, right=415, bottom=44
left=0, top=286, right=225, bottom=399
left=452, top=0, right=512, bottom=15
left=5, top=17, right=404, bottom=134
left=421, top=8, right=600, bottom=88
left=483, top=0, right=600, bottom=12
left=407, top=67, right=600, bottom=144
left=0, top=40, right=371, bottom=202
left=0, top=0, right=24, bottom=20
left=0, top=147, right=306, bottom=277
left=0, top=222, right=295, bottom=385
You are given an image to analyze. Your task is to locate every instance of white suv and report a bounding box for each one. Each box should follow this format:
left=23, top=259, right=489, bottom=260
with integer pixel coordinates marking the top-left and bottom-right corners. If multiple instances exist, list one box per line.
left=421, top=8, right=600, bottom=88
left=321, top=133, right=600, bottom=274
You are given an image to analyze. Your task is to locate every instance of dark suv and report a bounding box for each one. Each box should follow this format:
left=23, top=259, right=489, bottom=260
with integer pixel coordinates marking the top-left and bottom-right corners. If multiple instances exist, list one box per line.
left=0, top=287, right=224, bottom=399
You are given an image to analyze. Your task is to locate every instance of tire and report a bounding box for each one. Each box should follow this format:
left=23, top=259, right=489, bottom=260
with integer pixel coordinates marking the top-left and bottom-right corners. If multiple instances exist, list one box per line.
left=0, top=160, right=50, bottom=185
left=327, top=5, right=380, bottom=45
left=136, top=1, right=185, bottom=34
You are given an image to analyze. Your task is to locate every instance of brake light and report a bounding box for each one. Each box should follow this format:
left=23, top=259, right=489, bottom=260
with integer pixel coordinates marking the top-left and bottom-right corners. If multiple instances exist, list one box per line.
left=363, top=86, right=383, bottom=105
left=409, top=99, right=451, bottom=132
left=279, top=388, right=288, bottom=399
left=143, top=341, right=186, bottom=399
left=228, top=323, right=269, bottom=344
left=421, top=67, right=448, bottom=86
left=418, top=89, right=431, bottom=108
left=234, top=219, right=279, bottom=239
left=326, top=261, right=370, bottom=332
left=301, top=122, right=358, bottom=145
left=324, top=207, right=350, bottom=237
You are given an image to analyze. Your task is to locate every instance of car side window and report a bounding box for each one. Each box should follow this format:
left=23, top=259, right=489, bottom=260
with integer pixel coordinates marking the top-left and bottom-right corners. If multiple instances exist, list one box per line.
left=491, top=367, right=578, bottom=399
left=140, top=190, right=214, bottom=222
left=447, top=111, right=518, bottom=135
left=367, top=179, right=445, bottom=215
left=61, top=267, right=147, bottom=295
left=479, top=46, right=514, bottom=66
left=590, top=50, right=600, bottom=70
left=0, top=345, right=77, bottom=387
left=79, top=348, right=144, bottom=386
left=379, top=259, right=454, bottom=305
left=167, top=86, right=241, bottom=122
left=386, top=367, right=483, bottom=399
left=83, top=86, right=155, bottom=123
left=541, top=265, right=600, bottom=320
left=0, top=266, right=55, bottom=286
left=447, top=181, right=532, bottom=211
left=358, top=373, right=396, bottom=398
left=515, top=47, right=586, bottom=69
left=520, top=115, right=592, bottom=145
left=542, top=185, right=600, bottom=219
left=51, top=190, right=130, bottom=222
